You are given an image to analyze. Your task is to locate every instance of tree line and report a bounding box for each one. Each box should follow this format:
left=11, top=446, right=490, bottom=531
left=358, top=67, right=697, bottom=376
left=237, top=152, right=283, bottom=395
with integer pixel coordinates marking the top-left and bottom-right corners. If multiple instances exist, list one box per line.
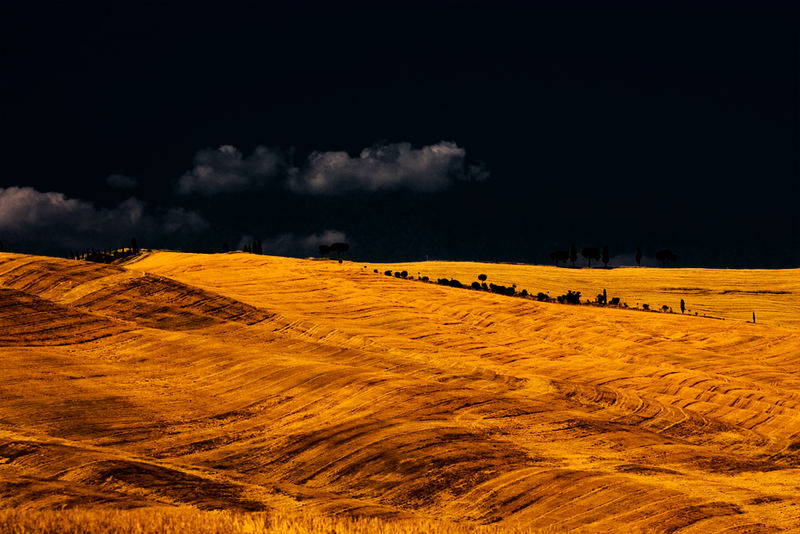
left=374, top=269, right=700, bottom=317
left=549, top=245, right=678, bottom=268
left=68, top=238, right=141, bottom=264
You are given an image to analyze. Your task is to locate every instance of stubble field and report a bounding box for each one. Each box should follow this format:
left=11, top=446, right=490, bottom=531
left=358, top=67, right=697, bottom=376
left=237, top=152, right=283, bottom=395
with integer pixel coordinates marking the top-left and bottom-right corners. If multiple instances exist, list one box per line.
left=0, top=251, right=798, bottom=532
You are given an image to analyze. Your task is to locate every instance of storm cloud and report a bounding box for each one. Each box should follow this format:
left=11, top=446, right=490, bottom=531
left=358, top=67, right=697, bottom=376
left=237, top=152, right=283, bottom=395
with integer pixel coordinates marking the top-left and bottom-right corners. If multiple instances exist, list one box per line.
left=0, top=187, right=207, bottom=252
left=177, top=145, right=286, bottom=195
left=287, top=141, right=488, bottom=194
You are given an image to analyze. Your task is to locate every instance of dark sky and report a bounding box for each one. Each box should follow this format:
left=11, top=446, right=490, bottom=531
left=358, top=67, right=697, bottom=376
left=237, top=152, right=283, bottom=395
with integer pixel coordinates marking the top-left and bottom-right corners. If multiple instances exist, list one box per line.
left=2, top=1, right=798, bottom=267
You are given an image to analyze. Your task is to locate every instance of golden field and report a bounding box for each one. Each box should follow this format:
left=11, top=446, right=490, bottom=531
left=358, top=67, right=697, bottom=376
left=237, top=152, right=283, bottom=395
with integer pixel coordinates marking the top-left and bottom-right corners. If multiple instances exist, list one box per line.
left=0, top=251, right=798, bottom=532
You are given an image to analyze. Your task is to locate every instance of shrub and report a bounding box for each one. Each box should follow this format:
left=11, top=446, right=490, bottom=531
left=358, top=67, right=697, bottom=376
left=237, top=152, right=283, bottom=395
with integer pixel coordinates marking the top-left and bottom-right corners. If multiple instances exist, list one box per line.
left=374, top=269, right=378, bottom=273
left=519, top=289, right=528, bottom=297
left=400, top=270, right=408, bottom=278
left=471, top=281, right=482, bottom=290
left=557, top=290, right=581, bottom=304
left=421, top=276, right=429, bottom=282
left=609, top=297, right=620, bottom=306
left=384, top=270, right=393, bottom=276
left=537, top=292, right=549, bottom=302
left=481, top=282, right=488, bottom=291
left=489, top=283, right=515, bottom=296
left=642, top=304, right=650, bottom=311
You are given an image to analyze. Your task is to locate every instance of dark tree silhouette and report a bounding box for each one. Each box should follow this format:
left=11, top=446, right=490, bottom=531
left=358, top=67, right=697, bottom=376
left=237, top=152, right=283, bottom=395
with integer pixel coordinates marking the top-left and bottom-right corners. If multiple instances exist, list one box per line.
left=549, top=250, right=569, bottom=266
left=596, top=288, right=608, bottom=305
left=582, top=247, right=601, bottom=267
left=680, top=299, right=686, bottom=314
left=569, top=243, right=577, bottom=267
left=635, top=247, right=642, bottom=267
left=478, top=273, right=487, bottom=281
left=131, top=237, right=139, bottom=254
left=471, top=281, right=482, bottom=290
left=655, top=249, right=677, bottom=267
left=489, top=283, right=515, bottom=296
left=329, top=242, right=349, bottom=260
left=557, top=290, right=581, bottom=304
left=602, top=245, right=609, bottom=267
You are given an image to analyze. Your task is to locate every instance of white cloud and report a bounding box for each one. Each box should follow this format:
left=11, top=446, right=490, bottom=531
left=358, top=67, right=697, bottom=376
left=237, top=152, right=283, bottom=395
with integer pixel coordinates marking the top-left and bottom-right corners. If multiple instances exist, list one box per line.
left=176, top=141, right=489, bottom=196
left=0, top=186, right=207, bottom=251
left=177, top=144, right=285, bottom=195
left=287, top=141, right=487, bottom=194
left=106, top=173, right=139, bottom=189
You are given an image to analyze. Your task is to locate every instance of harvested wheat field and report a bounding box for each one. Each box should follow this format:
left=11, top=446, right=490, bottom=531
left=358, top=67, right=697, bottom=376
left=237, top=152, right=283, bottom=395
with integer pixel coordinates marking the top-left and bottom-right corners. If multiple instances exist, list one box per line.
left=1, top=251, right=799, bottom=533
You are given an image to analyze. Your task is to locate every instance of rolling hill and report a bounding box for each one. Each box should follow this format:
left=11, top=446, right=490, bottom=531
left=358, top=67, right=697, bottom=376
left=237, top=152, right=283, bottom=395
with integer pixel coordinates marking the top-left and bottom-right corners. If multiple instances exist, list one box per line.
left=1, top=251, right=799, bottom=532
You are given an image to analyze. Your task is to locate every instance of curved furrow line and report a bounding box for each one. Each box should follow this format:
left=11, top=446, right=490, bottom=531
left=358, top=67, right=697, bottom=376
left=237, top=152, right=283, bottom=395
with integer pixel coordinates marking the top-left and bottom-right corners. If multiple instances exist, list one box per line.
left=0, top=288, right=130, bottom=346
left=1, top=252, right=796, bottom=529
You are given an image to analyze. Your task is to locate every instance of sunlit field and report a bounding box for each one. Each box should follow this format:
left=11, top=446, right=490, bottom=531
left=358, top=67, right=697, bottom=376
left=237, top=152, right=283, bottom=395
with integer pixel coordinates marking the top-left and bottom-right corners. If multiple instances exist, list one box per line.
left=1, top=251, right=799, bottom=532
left=375, top=260, right=800, bottom=329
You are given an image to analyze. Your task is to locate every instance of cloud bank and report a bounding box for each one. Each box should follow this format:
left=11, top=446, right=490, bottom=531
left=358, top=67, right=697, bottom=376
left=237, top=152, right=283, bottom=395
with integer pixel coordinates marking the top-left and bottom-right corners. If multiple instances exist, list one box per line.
left=177, top=145, right=286, bottom=195
left=0, top=187, right=207, bottom=252
left=288, top=141, right=487, bottom=194
left=179, top=141, right=487, bottom=195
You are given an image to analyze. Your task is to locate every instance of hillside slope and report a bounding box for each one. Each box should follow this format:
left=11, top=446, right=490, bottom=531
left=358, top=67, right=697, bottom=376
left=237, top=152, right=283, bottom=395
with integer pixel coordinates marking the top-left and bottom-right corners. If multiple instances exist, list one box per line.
left=1, top=252, right=799, bottom=532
